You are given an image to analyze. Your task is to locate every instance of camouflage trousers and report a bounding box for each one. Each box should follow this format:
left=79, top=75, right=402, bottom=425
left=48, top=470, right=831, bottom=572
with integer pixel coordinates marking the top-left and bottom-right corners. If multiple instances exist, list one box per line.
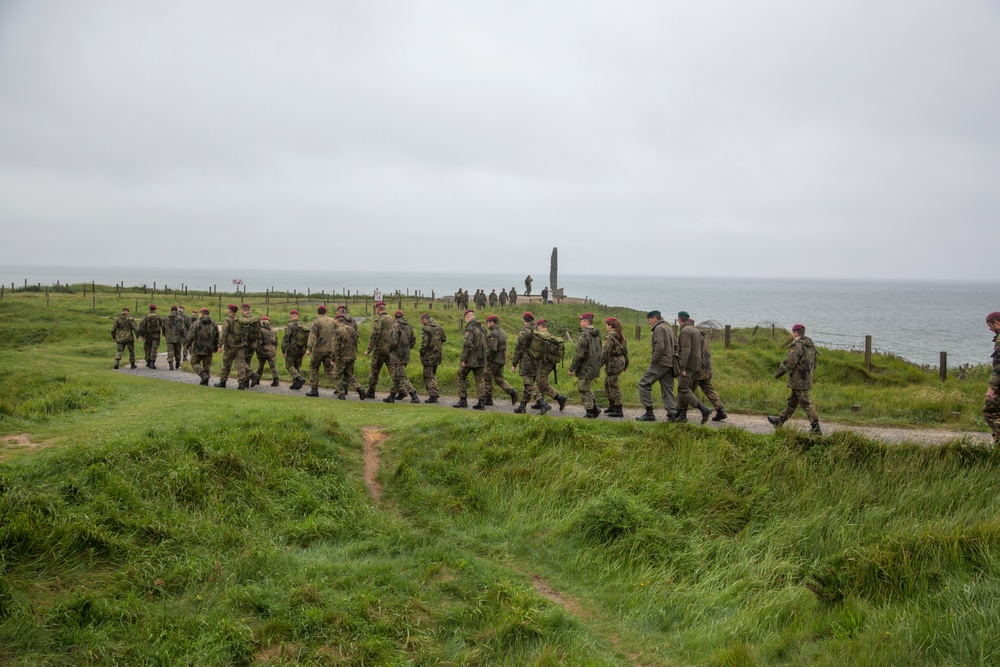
left=676, top=374, right=702, bottom=409
left=256, top=354, right=278, bottom=381
left=694, top=377, right=724, bottom=411
left=389, top=361, right=414, bottom=394
left=779, top=389, right=819, bottom=424
left=219, top=346, right=249, bottom=382
left=576, top=376, right=597, bottom=410
left=457, top=365, right=486, bottom=399
left=603, top=372, right=622, bottom=405
left=190, top=353, right=213, bottom=379
left=536, top=364, right=560, bottom=400
left=284, top=351, right=305, bottom=380
left=638, top=363, right=676, bottom=412
left=422, top=364, right=440, bottom=398
left=333, top=359, right=362, bottom=396
left=143, top=337, right=160, bottom=365
left=485, top=361, right=515, bottom=399
left=244, top=343, right=258, bottom=368
left=182, top=341, right=190, bottom=361
left=367, top=353, right=390, bottom=392
left=309, top=352, right=336, bottom=389
left=166, top=342, right=182, bottom=366
left=983, top=395, right=1000, bottom=445
left=115, top=341, right=135, bottom=364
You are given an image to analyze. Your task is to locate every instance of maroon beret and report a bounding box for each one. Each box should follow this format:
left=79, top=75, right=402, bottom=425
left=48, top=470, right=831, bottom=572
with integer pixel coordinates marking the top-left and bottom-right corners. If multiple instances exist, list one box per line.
left=261, top=316, right=269, bottom=321
left=374, top=301, right=385, bottom=308
left=792, top=323, right=805, bottom=332
left=200, top=308, right=210, bottom=314
left=486, top=315, right=499, bottom=323
left=227, top=304, right=238, bottom=311
left=317, top=305, right=327, bottom=313
left=988, top=312, right=1000, bottom=323
left=170, top=305, right=178, bottom=311
left=580, top=312, right=594, bottom=320
left=604, top=317, right=617, bottom=324
left=464, top=309, right=475, bottom=316
left=522, top=311, right=534, bottom=321
left=149, top=304, right=157, bottom=310
left=536, top=318, right=547, bottom=326
left=395, top=310, right=404, bottom=317
left=289, top=309, right=298, bottom=315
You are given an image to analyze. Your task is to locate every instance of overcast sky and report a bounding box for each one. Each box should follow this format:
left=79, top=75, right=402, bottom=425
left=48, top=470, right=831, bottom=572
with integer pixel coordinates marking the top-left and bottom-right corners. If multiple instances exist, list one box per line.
left=1, top=1, right=998, bottom=280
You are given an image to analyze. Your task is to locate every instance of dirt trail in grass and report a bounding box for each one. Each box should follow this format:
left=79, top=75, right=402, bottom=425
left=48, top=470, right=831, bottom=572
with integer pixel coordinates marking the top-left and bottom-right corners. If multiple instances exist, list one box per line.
left=362, top=427, right=386, bottom=504
left=0, top=433, right=46, bottom=460
left=122, top=353, right=993, bottom=447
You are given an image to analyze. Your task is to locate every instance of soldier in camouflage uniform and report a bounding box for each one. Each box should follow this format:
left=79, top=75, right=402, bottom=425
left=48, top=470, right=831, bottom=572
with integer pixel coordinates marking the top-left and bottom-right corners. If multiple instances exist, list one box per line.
left=240, top=304, right=263, bottom=387
left=524, top=275, right=532, bottom=297
left=282, top=309, right=309, bottom=390
left=767, top=323, right=821, bottom=435
left=216, top=304, right=250, bottom=389
left=176, top=306, right=189, bottom=361
left=533, top=319, right=569, bottom=412
left=111, top=307, right=138, bottom=369
left=455, top=310, right=488, bottom=409
left=336, top=304, right=358, bottom=332
left=462, top=290, right=470, bottom=309
left=474, top=290, right=486, bottom=310
left=305, top=305, right=338, bottom=397
left=600, top=316, right=629, bottom=418
left=568, top=313, right=603, bottom=418
left=163, top=305, right=187, bottom=371
left=511, top=312, right=542, bottom=414
left=484, top=315, right=518, bottom=406
left=255, top=316, right=280, bottom=387
left=332, top=313, right=366, bottom=400
left=137, top=304, right=165, bottom=368
left=184, top=308, right=199, bottom=362
left=499, top=288, right=508, bottom=307
left=509, top=287, right=518, bottom=306
left=636, top=310, right=678, bottom=423
left=675, top=311, right=713, bottom=424
left=693, top=321, right=727, bottom=422
left=364, top=301, right=394, bottom=398
left=384, top=310, right=420, bottom=403
left=186, top=308, right=219, bottom=385
left=983, top=312, right=1000, bottom=446
left=419, top=312, right=447, bottom=403
left=488, top=290, right=498, bottom=308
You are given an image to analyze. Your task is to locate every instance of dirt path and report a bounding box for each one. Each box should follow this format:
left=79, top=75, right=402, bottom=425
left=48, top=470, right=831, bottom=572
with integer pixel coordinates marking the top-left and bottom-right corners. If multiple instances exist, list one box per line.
left=362, top=427, right=386, bottom=504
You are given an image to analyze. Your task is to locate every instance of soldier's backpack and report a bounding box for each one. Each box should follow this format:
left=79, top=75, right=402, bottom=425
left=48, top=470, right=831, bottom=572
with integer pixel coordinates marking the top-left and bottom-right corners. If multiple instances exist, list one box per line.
left=293, top=324, right=310, bottom=348
left=529, top=329, right=564, bottom=365
left=244, top=317, right=261, bottom=346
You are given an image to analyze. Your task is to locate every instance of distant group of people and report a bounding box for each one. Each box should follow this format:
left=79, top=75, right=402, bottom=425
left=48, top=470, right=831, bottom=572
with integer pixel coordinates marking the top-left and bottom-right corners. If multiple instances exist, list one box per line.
left=453, top=287, right=519, bottom=310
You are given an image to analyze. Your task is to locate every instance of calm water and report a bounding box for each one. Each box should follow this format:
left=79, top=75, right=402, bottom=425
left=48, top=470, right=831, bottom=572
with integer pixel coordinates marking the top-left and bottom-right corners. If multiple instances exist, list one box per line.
left=3, top=265, right=997, bottom=367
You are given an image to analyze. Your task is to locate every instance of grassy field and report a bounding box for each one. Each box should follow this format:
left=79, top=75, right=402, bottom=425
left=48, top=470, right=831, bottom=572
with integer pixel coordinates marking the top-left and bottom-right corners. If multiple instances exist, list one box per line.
left=2, top=287, right=999, bottom=665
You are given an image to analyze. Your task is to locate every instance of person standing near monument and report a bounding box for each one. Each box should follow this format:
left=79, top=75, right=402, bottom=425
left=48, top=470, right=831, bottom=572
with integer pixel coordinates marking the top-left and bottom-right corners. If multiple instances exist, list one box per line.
left=186, top=308, right=219, bottom=386
left=137, top=304, right=165, bottom=369
left=540, top=287, right=549, bottom=304
left=767, top=323, right=821, bottom=435
left=509, top=287, right=518, bottom=306
left=635, top=310, right=678, bottom=422
left=567, top=312, right=603, bottom=418
left=524, top=275, right=532, bottom=296
left=484, top=315, right=518, bottom=406
left=982, top=312, right=1000, bottom=445
left=600, top=316, right=629, bottom=418
left=111, top=306, right=138, bottom=369
left=499, top=288, right=508, bottom=307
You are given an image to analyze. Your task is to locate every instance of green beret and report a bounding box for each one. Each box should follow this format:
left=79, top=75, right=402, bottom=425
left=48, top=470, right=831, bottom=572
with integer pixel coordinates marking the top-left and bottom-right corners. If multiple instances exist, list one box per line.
left=646, top=310, right=661, bottom=319
left=677, top=311, right=689, bottom=319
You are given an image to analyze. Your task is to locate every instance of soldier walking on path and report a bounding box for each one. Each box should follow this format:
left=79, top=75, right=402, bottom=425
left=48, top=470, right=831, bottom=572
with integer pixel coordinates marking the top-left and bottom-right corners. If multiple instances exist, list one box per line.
left=636, top=310, right=678, bottom=422
left=364, top=301, right=394, bottom=398
left=568, top=312, right=603, bottom=418
left=255, top=316, right=280, bottom=386
left=532, top=319, right=568, bottom=412
left=767, top=323, right=821, bottom=435
left=484, top=315, right=518, bottom=406
left=138, top=304, right=165, bottom=369
left=282, top=310, right=309, bottom=390
left=693, top=321, right=727, bottom=422
left=454, top=309, right=488, bottom=410
left=184, top=307, right=198, bottom=362
left=488, top=290, right=498, bottom=308
left=240, top=304, right=263, bottom=387
left=524, top=275, right=532, bottom=296
left=600, top=317, right=629, bottom=418
left=674, top=312, right=714, bottom=424
left=511, top=312, right=541, bottom=413
left=332, top=313, right=366, bottom=401
left=216, top=304, right=250, bottom=389
left=336, top=304, right=358, bottom=331
left=186, top=308, right=219, bottom=385
left=163, top=305, right=186, bottom=370
left=499, top=288, right=508, bottom=307
left=982, top=312, right=1000, bottom=445
left=111, top=307, right=138, bottom=369
left=177, top=306, right=190, bottom=362
left=384, top=310, right=420, bottom=404
left=419, top=312, right=446, bottom=403
left=305, top=305, right=338, bottom=397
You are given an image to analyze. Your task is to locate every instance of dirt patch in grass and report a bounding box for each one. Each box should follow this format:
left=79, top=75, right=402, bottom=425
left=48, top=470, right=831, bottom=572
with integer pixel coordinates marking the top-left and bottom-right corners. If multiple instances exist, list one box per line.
left=363, top=427, right=387, bottom=504
left=0, top=433, right=47, bottom=460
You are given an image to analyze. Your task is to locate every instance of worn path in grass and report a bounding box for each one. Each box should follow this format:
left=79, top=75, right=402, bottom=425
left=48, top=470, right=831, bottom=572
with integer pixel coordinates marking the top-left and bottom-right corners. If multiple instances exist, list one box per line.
left=117, top=353, right=993, bottom=446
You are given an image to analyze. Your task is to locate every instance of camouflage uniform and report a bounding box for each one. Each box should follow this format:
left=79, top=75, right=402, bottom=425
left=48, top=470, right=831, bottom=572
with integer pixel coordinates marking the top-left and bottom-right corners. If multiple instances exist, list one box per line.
left=600, top=329, right=629, bottom=407
left=983, top=331, right=1000, bottom=445
left=570, top=325, right=603, bottom=411
left=524, top=276, right=532, bottom=296
left=163, top=310, right=187, bottom=370
left=307, top=313, right=338, bottom=393
left=186, top=313, right=220, bottom=384
left=137, top=309, right=165, bottom=368
left=255, top=321, right=279, bottom=384
left=772, top=335, right=820, bottom=429
left=111, top=312, right=138, bottom=368
left=241, top=311, right=262, bottom=373
left=183, top=311, right=198, bottom=361
left=533, top=329, right=563, bottom=402
left=637, top=319, right=678, bottom=415
left=282, top=319, right=310, bottom=385
left=488, top=290, right=498, bottom=307
left=457, top=317, right=488, bottom=400
left=499, top=289, right=508, bottom=307
left=366, top=309, right=395, bottom=395
left=420, top=316, right=447, bottom=399
left=485, top=322, right=517, bottom=404
left=217, top=312, right=249, bottom=386
left=511, top=321, right=540, bottom=404
left=336, top=308, right=359, bottom=332
left=332, top=318, right=363, bottom=397
left=694, top=329, right=726, bottom=414
left=387, top=315, right=417, bottom=398
left=475, top=290, right=488, bottom=310
left=508, top=287, right=517, bottom=306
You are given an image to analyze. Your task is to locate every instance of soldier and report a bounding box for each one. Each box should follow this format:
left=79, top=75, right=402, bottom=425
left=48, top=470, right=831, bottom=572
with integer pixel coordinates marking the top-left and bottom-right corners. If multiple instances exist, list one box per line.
left=635, top=310, right=678, bottom=422
left=216, top=304, right=250, bottom=389
left=419, top=312, right=447, bottom=403
left=186, top=307, right=219, bottom=386
left=455, top=288, right=464, bottom=309
left=509, top=286, right=518, bottom=306
left=674, top=312, right=714, bottom=424
left=184, top=307, right=199, bottom=362
left=693, top=321, right=727, bottom=422
left=240, top=304, right=263, bottom=387
left=532, top=319, right=568, bottom=413
left=484, top=315, right=518, bottom=406
left=488, top=289, right=498, bottom=307
left=984, top=312, right=1000, bottom=446
left=282, top=310, right=310, bottom=390
left=111, top=306, right=138, bottom=369
left=568, top=312, right=603, bottom=418
left=305, top=305, right=338, bottom=397
left=524, top=275, right=532, bottom=296
left=163, top=305, right=187, bottom=371
left=384, top=310, right=420, bottom=403
left=332, top=313, right=366, bottom=400
left=176, top=306, right=189, bottom=361
left=499, top=288, right=508, bottom=307
left=511, top=312, right=543, bottom=414
left=137, top=304, right=165, bottom=369
left=463, top=289, right=470, bottom=309
left=364, top=301, right=394, bottom=398
left=336, top=303, right=358, bottom=331
left=600, top=317, right=629, bottom=418
left=767, top=324, right=821, bottom=435
left=475, top=290, right=488, bottom=310
left=454, top=309, right=488, bottom=409
left=254, top=316, right=280, bottom=387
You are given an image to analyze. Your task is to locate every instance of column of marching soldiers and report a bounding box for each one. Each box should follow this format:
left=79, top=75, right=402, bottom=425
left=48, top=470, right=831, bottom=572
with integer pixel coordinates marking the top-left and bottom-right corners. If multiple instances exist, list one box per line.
left=109, top=298, right=830, bottom=434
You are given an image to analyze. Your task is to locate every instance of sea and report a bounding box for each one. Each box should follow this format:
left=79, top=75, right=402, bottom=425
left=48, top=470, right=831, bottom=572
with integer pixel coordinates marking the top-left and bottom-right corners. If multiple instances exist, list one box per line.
left=2, top=265, right=997, bottom=368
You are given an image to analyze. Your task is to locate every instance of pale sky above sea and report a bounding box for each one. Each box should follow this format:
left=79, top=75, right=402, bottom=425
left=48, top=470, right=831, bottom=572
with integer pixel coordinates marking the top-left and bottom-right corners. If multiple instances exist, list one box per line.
left=1, top=2, right=998, bottom=280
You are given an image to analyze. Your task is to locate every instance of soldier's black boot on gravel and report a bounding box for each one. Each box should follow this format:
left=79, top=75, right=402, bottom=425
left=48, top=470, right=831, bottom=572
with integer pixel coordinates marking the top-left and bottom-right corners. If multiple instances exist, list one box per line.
left=698, top=403, right=713, bottom=425
left=366, top=389, right=376, bottom=399
left=530, top=399, right=544, bottom=410
left=237, top=381, right=248, bottom=390
left=712, top=408, right=728, bottom=422
left=810, top=421, right=822, bottom=436
left=199, top=372, right=210, bottom=386
left=508, top=388, right=518, bottom=405
left=556, top=395, right=568, bottom=411
left=426, top=396, right=438, bottom=404
left=114, top=361, right=119, bottom=369
left=130, top=363, right=137, bottom=369
left=250, top=373, right=260, bottom=388
left=357, top=388, right=367, bottom=401
left=584, top=406, right=598, bottom=419
left=636, top=407, right=655, bottom=422
left=610, top=404, right=624, bottom=418
left=214, top=380, right=227, bottom=388
left=766, top=415, right=785, bottom=428
left=306, top=388, right=319, bottom=397
left=410, top=391, right=421, bottom=404
left=472, top=399, right=486, bottom=411
left=453, top=398, right=468, bottom=409
left=271, top=378, right=279, bottom=387
left=537, top=400, right=552, bottom=416
left=395, top=390, right=407, bottom=400
left=675, top=409, right=688, bottom=423
left=484, top=398, right=493, bottom=406
left=513, top=401, right=527, bottom=414
left=383, top=394, right=395, bottom=403
left=168, top=360, right=174, bottom=371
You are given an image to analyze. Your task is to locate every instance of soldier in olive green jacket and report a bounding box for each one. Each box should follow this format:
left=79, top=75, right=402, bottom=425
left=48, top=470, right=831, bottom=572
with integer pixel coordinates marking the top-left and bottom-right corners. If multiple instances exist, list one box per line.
left=215, top=304, right=250, bottom=389
left=693, top=322, right=727, bottom=422
left=137, top=304, right=165, bottom=369
left=532, top=320, right=568, bottom=413
left=111, top=307, right=138, bottom=369
left=767, top=324, right=821, bottom=435
left=568, top=313, right=603, bottom=417
left=332, top=314, right=366, bottom=400
left=511, top=312, right=540, bottom=413
left=163, top=306, right=187, bottom=371
left=384, top=311, right=419, bottom=403
left=364, top=301, right=394, bottom=398
left=305, top=305, right=338, bottom=397
left=485, top=315, right=518, bottom=406
left=419, top=313, right=447, bottom=402
left=455, top=310, right=488, bottom=410
left=282, top=310, right=310, bottom=390
left=255, top=316, right=280, bottom=387
left=186, top=308, right=220, bottom=385
left=600, top=317, right=629, bottom=417
left=636, top=310, right=678, bottom=422
left=675, top=312, right=713, bottom=424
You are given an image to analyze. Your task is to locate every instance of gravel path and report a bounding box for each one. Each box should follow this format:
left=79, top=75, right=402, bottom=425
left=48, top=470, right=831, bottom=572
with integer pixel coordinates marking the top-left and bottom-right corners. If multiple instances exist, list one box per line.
left=119, top=352, right=992, bottom=447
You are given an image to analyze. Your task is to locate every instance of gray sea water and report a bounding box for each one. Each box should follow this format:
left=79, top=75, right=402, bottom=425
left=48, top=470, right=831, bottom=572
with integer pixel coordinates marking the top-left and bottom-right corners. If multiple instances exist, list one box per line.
left=3, top=265, right=997, bottom=368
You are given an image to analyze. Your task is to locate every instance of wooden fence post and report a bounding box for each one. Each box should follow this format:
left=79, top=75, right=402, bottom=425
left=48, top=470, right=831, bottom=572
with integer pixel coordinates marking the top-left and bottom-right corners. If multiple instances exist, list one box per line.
left=940, top=352, right=947, bottom=382
left=865, top=335, right=872, bottom=372
left=635, top=324, right=642, bottom=341
left=724, top=325, right=731, bottom=348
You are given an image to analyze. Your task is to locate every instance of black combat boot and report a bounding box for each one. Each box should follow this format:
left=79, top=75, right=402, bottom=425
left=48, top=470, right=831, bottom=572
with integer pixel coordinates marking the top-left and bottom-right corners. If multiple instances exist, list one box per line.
left=453, top=398, right=468, bottom=408
left=383, top=394, right=395, bottom=403
left=114, top=360, right=119, bottom=369
left=357, top=388, right=367, bottom=401
left=603, top=405, right=614, bottom=413
left=237, top=381, right=248, bottom=390
left=250, top=373, right=260, bottom=388
left=610, top=404, right=624, bottom=418
left=395, top=390, right=407, bottom=400
left=214, top=380, right=227, bottom=388
left=766, top=415, right=785, bottom=427
left=336, top=394, right=346, bottom=400
left=271, top=378, right=279, bottom=387
left=513, top=401, right=527, bottom=414
left=484, top=398, right=494, bottom=406
left=666, top=411, right=681, bottom=422
left=675, top=409, right=688, bottom=423
left=409, top=391, right=421, bottom=404
left=472, top=399, right=486, bottom=410
left=366, top=388, right=376, bottom=399
left=530, top=399, right=544, bottom=409
left=168, top=360, right=174, bottom=371
left=130, top=362, right=137, bottom=369
left=810, top=421, right=822, bottom=436
left=426, top=396, right=438, bottom=404
left=508, top=388, right=518, bottom=405
left=537, top=400, right=552, bottom=416
left=199, top=373, right=210, bottom=386
left=556, top=395, right=568, bottom=411
left=306, top=388, right=319, bottom=397
left=712, top=408, right=728, bottom=422
left=636, top=407, right=655, bottom=422
left=149, top=361, right=156, bottom=369
left=584, top=406, right=598, bottom=419
left=698, top=403, right=713, bottom=425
